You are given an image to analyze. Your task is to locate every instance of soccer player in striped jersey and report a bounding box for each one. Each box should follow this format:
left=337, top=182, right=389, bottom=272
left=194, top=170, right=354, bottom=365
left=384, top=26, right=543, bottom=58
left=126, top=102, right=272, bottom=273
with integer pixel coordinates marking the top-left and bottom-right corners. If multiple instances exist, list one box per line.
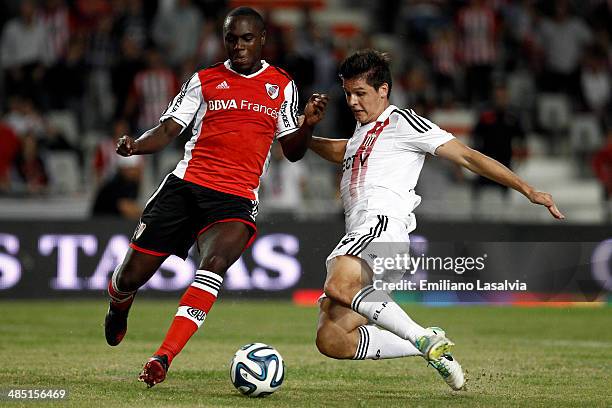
left=308, top=50, right=564, bottom=391
left=103, top=7, right=328, bottom=387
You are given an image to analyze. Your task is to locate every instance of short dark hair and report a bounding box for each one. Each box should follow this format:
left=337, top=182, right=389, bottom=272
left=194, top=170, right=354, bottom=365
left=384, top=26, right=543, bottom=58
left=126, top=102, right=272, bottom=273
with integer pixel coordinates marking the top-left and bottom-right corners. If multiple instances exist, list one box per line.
left=339, top=49, right=392, bottom=97
left=225, top=7, right=265, bottom=32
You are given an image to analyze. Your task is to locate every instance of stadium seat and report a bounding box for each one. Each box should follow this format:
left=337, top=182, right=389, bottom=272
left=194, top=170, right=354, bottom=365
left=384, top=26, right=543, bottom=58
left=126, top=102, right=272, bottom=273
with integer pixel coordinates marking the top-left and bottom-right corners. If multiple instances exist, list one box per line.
left=47, top=110, right=80, bottom=146
left=46, top=151, right=81, bottom=194
left=536, top=94, right=572, bottom=154
left=569, top=114, right=603, bottom=177
left=569, top=114, right=603, bottom=152
left=430, top=109, right=476, bottom=140
left=537, top=94, right=571, bottom=133
left=507, top=70, right=536, bottom=109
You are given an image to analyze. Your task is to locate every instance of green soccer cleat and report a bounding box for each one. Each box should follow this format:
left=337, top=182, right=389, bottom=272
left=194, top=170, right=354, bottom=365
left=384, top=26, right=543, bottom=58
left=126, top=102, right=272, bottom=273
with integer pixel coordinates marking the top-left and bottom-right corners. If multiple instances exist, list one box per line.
left=426, top=326, right=446, bottom=337
left=429, top=353, right=466, bottom=391
left=416, top=329, right=455, bottom=361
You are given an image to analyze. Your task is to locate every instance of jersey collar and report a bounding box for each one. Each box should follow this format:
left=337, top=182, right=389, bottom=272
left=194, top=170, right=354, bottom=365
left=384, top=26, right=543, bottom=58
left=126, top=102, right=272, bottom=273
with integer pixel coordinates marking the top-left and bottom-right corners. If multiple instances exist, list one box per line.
left=377, top=104, right=397, bottom=122
left=223, top=60, right=269, bottom=78
left=356, top=104, right=397, bottom=130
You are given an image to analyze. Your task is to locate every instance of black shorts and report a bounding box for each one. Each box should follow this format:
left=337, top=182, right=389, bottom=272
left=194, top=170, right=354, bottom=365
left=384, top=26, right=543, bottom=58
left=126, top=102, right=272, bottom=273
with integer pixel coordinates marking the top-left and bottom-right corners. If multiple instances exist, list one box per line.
left=130, top=174, right=258, bottom=259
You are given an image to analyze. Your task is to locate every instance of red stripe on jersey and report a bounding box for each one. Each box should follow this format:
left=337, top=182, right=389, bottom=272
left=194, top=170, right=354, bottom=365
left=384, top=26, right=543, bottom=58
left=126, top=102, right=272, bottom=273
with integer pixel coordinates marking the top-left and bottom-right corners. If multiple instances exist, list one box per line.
left=349, top=118, right=390, bottom=199
left=129, top=243, right=170, bottom=257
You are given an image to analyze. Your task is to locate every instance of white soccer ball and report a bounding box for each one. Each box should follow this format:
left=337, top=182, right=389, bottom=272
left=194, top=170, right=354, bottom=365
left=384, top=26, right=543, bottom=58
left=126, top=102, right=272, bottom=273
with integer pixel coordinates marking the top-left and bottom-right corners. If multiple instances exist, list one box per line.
left=229, top=343, right=285, bottom=397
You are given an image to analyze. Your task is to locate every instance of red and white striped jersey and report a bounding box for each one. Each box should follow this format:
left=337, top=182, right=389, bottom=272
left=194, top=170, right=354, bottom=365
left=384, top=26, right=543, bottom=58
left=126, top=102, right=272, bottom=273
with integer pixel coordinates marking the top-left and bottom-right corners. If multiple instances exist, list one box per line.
left=160, top=60, right=299, bottom=200
left=132, top=68, right=178, bottom=131
left=340, top=105, right=454, bottom=231
left=457, top=4, right=497, bottom=65
left=40, top=6, right=72, bottom=64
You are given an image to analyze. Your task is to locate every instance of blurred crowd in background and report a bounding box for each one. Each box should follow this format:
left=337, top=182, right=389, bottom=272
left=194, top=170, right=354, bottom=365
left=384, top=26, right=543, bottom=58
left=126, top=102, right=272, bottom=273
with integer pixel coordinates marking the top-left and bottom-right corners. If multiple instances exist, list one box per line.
left=0, top=0, right=611, bottom=222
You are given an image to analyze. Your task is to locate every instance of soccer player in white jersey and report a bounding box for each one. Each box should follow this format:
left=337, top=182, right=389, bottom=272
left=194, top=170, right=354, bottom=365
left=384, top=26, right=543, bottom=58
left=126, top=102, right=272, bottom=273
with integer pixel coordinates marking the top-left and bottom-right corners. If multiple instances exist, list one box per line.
left=308, top=50, right=564, bottom=391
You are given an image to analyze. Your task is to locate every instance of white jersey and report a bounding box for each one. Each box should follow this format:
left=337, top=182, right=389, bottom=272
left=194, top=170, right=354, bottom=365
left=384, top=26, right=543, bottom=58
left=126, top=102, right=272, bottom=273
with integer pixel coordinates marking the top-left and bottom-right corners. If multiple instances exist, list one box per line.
left=340, top=104, right=454, bottom=231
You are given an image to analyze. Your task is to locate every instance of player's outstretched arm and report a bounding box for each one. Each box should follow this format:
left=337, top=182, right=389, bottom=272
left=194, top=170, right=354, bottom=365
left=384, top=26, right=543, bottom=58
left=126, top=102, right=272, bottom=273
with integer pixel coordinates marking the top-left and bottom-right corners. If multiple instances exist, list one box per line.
left=279, top=94, right=328, bottom=162
left=308, top=136, right=348, bottom=164
left=116, top=119, right=183, bottom=157
left=435, top=138, right=565, bottom=219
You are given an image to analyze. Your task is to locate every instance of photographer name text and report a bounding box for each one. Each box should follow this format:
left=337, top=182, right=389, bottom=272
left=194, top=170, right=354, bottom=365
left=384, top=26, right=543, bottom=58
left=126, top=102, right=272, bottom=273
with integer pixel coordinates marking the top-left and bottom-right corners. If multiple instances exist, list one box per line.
left=373, top=279, right=528, bottom=291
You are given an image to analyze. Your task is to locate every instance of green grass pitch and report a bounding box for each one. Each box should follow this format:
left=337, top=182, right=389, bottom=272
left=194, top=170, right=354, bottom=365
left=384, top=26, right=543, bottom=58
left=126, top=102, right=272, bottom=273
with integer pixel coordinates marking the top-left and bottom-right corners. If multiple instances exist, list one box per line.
left=0, top=300, right=610, bottom=407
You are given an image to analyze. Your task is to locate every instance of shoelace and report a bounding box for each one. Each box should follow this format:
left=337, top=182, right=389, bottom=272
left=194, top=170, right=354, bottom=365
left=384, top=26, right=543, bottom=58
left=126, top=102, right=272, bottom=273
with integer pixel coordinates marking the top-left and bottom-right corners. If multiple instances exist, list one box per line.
left=428, top=358, right=451, bottom=377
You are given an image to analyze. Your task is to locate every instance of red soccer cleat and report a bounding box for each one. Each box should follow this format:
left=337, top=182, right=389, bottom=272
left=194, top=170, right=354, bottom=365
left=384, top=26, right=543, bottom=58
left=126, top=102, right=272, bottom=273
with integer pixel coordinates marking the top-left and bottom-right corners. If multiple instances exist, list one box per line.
left=138, top=355, right=169, bottom=388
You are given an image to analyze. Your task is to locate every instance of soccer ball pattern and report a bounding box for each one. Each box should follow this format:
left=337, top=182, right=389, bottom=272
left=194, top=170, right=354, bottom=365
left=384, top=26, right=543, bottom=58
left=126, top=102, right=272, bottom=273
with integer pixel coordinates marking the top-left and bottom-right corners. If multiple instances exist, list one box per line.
left=229, top=343, right=285, bottom=397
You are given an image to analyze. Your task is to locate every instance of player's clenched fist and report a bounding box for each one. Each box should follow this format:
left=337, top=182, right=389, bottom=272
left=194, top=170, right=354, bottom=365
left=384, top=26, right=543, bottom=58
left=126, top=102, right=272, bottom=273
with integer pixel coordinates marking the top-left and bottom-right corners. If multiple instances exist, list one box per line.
left=304, top=93, right=329, bottom=126
left=116, top=135, right=136, bottom=157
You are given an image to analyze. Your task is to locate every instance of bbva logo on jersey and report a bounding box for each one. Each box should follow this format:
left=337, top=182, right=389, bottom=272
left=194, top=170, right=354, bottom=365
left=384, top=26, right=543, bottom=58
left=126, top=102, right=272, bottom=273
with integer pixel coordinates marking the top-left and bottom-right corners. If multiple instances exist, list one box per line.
left=265, top=83, right=279, bottom=99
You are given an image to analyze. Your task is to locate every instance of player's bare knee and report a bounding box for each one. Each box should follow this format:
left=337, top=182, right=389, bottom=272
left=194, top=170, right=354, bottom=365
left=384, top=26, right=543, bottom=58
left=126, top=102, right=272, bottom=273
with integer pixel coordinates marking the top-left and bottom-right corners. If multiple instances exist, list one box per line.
left=315, top=325, right=353, bottom=359
left=199, top=254, right=230, bottom=275
left=314, top=329, right=335, bottom=358
left=323, top=279, right=356, bottom=306
left=323, top=281, right=343, bottom=305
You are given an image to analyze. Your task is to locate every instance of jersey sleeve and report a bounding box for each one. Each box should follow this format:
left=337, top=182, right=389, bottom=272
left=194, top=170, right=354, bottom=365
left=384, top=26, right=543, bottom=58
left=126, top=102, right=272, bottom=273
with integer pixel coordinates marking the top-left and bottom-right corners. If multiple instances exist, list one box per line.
left=159, top=72, right=203, bottom=131
left=394, top=110, right=455, bottom=155
left=275, top=80, right=299, bottom=139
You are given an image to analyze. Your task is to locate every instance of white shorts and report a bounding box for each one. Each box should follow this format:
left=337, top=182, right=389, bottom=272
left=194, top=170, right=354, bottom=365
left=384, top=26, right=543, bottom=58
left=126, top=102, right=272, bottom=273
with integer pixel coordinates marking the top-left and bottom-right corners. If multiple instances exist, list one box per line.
left=320, top=215, right=411, bottom=302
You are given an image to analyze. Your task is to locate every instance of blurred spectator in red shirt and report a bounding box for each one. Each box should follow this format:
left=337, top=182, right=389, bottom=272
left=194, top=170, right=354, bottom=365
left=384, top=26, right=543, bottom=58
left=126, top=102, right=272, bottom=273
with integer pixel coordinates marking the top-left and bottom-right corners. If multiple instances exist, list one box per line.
left=0, top=122, right=20, bottom=194
left=592, top=128, right=612, bottom=222
left=74, top=0, right=111, bottom=31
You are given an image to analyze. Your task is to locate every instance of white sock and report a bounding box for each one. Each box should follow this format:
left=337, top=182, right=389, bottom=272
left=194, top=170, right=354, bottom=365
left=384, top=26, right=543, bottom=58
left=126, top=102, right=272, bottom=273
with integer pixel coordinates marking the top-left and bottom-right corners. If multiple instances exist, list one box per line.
left=353, top=325, right=422, bottom=360
left=351, top=285, right=429, bottom=345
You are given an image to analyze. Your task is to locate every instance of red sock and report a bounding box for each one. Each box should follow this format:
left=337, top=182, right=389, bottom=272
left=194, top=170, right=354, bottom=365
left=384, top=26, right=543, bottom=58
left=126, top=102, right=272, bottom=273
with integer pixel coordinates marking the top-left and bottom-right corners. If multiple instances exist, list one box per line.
left=155, top=270, right=223, bottom=364
left=107, top=273, right=136, bottom=311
